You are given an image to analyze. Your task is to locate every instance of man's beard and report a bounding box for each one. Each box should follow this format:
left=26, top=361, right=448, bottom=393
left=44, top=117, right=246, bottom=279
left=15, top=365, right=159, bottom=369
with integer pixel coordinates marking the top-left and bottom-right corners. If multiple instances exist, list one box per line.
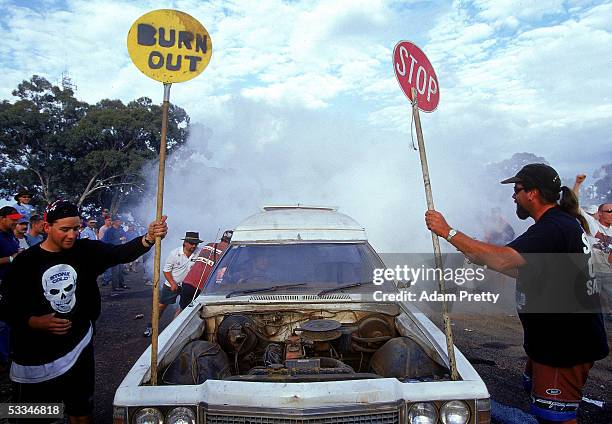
left=516, top=204, right=530, bottom=220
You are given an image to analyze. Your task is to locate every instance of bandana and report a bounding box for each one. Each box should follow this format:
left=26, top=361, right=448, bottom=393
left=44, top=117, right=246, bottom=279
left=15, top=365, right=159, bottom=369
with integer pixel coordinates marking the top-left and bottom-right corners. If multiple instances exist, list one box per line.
left=44, top=200, right=81, bottom=223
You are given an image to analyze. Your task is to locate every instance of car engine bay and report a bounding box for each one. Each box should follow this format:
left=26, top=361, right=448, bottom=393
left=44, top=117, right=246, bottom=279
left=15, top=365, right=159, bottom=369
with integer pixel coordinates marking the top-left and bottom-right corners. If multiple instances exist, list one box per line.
left=159, top=310, right=450, bottom=385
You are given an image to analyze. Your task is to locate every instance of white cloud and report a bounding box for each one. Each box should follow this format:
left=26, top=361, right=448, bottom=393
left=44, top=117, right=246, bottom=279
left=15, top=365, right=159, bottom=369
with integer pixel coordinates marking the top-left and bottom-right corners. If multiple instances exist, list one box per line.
left=471, top=0, right=566, bottom=24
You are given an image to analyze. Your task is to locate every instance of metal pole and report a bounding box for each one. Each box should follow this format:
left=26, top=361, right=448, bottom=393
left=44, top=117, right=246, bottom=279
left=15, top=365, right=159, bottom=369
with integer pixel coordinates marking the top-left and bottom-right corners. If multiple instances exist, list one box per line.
left=411, top=88, right=459, bottom=381
left=150, top=82, right=171, bottom=385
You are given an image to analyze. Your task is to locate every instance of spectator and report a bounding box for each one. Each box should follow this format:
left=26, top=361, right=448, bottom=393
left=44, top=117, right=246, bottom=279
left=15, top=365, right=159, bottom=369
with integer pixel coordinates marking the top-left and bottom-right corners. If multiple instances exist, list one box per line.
left=425, top=163, right=608, bottom=423
left=98, top=215, right=112, bottom=240
left=0, top=200, right=166, bottom=423
left=143, top=231, right=201, bottom=337
left=573, top=174, right=612, bottom=317
left=14, top=217, right=29, bottom=251
left=12, top=188, right=35, bottom=221
left=102, top=216, right=128, bottom=292
left=96, top=208, right=110, bottom=229
left=80, top=218, right=98, bottom=241
left=483, top=207, right=515, bottom=245
left=98, top=215, right=113, bottom=286
left=0, top=207, right=22, bottom=276
left=124, top=223, right=140, bottom=272
left=25, top=214, right=45, bottom=247
left=0, top=206, right=23, bottom=367
left=160, top=231, right=202, bottom=316
left=180, top=230, right=233, bottom=311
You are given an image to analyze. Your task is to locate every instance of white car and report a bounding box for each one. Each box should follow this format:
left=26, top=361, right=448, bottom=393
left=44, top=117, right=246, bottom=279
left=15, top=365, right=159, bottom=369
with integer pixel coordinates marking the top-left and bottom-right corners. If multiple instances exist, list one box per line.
left=114, top=206, right=490, bottom=424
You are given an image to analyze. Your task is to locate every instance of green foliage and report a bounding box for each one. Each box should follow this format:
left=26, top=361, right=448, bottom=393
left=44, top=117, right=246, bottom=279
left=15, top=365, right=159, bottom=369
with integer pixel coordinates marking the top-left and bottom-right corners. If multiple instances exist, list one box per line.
left=0, top=75, right=190, bottom=211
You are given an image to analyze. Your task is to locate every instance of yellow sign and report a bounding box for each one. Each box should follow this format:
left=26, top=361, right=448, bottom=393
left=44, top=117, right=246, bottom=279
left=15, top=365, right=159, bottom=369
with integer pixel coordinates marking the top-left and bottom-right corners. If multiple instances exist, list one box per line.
left=127, top=9, right=212, bottom=83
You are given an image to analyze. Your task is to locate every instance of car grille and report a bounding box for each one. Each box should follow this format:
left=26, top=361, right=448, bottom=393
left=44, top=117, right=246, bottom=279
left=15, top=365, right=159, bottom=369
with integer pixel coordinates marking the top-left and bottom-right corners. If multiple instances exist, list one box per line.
left=200, top=403, right=401, bottom=424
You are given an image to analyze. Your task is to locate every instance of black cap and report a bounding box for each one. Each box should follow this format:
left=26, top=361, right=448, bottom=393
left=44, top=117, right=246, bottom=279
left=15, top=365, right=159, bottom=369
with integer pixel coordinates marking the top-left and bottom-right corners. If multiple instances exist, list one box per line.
left=14, top=187, right=33, bottom=201
left=222, top=230, right=233, bottom=241
left=45, top=200, right=80, bottom=223
left=500, top=163, right=561, bottom=194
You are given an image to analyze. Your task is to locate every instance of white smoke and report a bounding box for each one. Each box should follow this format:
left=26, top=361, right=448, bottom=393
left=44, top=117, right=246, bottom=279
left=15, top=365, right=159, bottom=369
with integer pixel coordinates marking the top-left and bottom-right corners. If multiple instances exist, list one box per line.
left=135, top=95, right=523, bottom=259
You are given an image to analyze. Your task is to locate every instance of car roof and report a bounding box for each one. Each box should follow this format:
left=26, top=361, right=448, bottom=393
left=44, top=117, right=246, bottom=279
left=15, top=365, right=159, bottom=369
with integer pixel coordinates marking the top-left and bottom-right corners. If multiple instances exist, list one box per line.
left=231, top=205, right=367, bottom=243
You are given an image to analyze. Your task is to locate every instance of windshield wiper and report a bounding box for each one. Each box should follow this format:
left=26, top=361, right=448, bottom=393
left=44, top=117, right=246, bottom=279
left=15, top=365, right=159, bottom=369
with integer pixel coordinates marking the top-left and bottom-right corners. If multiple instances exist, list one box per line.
left=317, top=281, right=372, bottom=296
left=226, top=283, right=308, bottom=298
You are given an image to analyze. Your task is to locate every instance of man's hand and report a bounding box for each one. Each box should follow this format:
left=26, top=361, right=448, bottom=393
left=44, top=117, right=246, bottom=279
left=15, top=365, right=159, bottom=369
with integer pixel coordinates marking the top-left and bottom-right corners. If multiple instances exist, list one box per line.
left=573, top=174, right=586, bottom=195
left=163, top=271, right=179, bottom=291
left=425, top=210, right=452, bottom=239
left=28, top=313, right=72, bottom=335
left=145, top=216, right=168, bottom=243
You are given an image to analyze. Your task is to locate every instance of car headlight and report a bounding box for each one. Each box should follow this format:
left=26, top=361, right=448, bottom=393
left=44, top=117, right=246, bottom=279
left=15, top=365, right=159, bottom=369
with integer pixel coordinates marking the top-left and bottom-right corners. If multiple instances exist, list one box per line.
left=440, top=400, right=470, bottom=424
left=407, top=402, right=437, bottom=424
left=133, top=407, right=163, bottom=424
left=166, top=407, right=196, bottom=424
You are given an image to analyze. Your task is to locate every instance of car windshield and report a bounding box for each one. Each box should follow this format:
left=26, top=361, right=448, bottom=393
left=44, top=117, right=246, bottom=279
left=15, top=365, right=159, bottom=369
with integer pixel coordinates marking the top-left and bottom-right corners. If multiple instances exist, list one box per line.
left=203, top=242, right=387, bottom=295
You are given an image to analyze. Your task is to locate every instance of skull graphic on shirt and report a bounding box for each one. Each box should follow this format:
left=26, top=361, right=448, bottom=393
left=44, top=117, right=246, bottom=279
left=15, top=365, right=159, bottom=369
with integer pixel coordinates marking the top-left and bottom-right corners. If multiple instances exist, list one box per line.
left=41, top=264, right=77, bottom=313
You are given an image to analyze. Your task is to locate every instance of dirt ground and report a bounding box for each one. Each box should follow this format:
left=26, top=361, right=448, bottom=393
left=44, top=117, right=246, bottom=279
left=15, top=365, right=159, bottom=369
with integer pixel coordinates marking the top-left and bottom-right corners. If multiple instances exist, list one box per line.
left=1, top=268, right=610, bottom=423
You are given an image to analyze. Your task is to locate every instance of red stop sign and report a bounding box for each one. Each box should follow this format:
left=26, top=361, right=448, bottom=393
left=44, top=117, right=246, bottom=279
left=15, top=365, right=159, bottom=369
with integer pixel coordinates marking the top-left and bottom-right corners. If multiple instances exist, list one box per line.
left=393, top=41, right=440, bottom=112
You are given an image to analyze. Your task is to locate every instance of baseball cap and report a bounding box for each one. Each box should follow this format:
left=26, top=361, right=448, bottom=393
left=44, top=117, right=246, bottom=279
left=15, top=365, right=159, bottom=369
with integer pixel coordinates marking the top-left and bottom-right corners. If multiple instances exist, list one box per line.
left=0, top=206, right=23, bottom=220
left=500, top=163, right=561, bottom=194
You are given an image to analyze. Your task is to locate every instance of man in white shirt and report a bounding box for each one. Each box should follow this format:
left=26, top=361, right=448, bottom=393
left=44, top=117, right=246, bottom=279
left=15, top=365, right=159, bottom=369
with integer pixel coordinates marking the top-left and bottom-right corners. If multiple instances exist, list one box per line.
left=574, top=175, right=612, bottom=315
left=157, top=231, right=202, bottom=319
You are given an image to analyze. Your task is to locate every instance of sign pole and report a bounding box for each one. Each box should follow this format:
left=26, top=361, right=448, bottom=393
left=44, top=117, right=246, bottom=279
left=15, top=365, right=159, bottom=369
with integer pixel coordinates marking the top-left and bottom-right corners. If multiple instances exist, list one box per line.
left=127, top=8, right=212, bottom=386
left=410, top=87, right=459, bottom=381
left=150, top=82, right=171, bottom=385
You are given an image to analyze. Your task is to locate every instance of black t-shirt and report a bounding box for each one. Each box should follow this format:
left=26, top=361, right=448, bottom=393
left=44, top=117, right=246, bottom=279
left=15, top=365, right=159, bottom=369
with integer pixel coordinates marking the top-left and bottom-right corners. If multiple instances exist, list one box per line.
left=0, top=237, right=149, bottom=366
left=507, top=207, right=609, bottom=366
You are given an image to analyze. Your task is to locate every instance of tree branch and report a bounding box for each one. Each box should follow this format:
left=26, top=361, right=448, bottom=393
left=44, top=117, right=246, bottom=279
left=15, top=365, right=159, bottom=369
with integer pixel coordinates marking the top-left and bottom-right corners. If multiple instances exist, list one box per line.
left=86, top=181, right=140, bottom=195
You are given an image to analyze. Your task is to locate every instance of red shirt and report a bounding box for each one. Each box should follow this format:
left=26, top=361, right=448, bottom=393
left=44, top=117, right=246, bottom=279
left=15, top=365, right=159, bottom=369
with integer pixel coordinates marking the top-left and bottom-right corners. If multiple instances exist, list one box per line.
left=182, top=241, right=229, bottom=289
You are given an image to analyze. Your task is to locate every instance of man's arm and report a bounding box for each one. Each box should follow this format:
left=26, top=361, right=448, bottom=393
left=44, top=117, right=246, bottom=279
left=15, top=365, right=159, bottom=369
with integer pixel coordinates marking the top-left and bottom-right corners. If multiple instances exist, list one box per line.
left=573, top=174, right=586, bottom=196
left=97, top=216, right=167, bottom=268
left=0, top=252, right=18, bottom=265
left=425, top=210, right=525, bottom=277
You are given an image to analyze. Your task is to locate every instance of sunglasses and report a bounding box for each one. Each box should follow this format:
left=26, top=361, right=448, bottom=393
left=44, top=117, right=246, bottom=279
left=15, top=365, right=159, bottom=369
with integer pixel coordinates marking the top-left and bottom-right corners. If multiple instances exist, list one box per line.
left=513, top=186, right=526, bottom=195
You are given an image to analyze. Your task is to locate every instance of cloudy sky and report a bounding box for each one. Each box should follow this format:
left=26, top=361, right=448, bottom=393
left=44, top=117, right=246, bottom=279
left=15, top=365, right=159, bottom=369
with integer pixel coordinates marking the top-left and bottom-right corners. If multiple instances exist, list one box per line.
left=1, top=0, right=611, bottom=251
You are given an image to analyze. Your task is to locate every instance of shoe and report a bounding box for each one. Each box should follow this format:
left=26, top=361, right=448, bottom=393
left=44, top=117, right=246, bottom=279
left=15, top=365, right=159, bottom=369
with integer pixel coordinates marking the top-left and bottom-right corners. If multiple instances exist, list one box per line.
left=143, top=327, right=152, bottom=337
left=145, top=280, right=153, bottom=286
left=121, top=285, right=131, bottom=289
left=101, top=282, right=109, bottom=286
